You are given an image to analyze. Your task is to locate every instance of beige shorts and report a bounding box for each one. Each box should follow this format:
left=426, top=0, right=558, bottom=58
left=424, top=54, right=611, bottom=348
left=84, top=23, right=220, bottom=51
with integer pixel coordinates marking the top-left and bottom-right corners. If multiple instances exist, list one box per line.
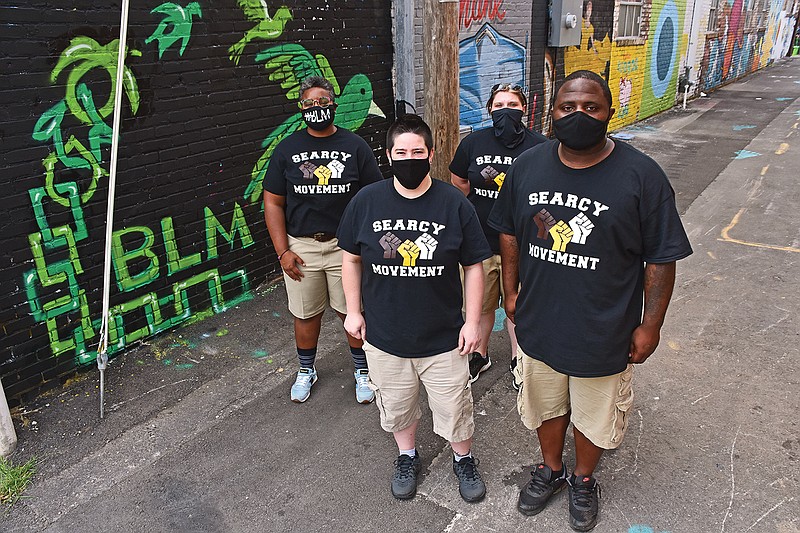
left=283, top=235, right=346, bottom=319
left=460, top=254, right=506, bottom=315
left=364, top=341, right=475, bottom=443
left=517, top=350, right=634, bottom=450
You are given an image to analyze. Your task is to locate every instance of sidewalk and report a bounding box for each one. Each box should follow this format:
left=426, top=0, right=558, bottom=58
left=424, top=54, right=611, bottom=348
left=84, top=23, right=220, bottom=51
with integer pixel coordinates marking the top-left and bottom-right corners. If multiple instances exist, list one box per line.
left=4, top=58, right=799, bottom=532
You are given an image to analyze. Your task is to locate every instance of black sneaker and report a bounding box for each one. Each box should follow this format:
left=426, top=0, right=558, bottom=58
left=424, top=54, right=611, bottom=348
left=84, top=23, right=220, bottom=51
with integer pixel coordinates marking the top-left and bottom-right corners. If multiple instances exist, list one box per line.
left=568, top=474, right=601, bottom=531
left=468, top=352, right=491, bottom=383
left=391, top=453, right=421, bottom=500
left=452, top=456, right=486, bottom=502
left=517, top=463, right=567, bottom=516
left=510, top=358, right=522, bottom=391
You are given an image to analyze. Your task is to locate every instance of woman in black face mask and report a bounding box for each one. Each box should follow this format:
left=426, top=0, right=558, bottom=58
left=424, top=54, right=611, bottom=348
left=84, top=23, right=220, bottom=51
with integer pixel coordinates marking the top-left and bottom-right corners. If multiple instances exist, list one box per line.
left=449, top=84, right=547, bottom=390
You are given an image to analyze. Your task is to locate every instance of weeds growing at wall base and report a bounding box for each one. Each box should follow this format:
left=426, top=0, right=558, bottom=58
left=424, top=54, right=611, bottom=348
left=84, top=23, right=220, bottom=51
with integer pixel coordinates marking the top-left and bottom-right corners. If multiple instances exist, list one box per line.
left=0, top=456, right=37, bottom=507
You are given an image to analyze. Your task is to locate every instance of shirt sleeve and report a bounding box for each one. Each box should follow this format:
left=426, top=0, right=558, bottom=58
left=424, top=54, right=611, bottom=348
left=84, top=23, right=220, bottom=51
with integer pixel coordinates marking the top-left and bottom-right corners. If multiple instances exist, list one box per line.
left=448, top=137, right=470, bottom=178
left=487, top=160, right=518, bottom=235
left=263, top=142, right=288, bottom=196
left=640, top=167, right=693, bottom=263
left=459, top=201, right=493, bottom=266
left=336, top=193, right=361, bottom=255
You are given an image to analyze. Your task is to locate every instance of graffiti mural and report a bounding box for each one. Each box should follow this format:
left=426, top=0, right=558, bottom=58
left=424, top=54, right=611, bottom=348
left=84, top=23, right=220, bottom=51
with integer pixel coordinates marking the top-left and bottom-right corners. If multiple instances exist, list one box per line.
left=563, top=0, right=614, bottom=80
left=641, top=0, right=685, bottom=116
left=1, top=1, right=393, bottom=403
left=608, top=44, right=647, bottom=129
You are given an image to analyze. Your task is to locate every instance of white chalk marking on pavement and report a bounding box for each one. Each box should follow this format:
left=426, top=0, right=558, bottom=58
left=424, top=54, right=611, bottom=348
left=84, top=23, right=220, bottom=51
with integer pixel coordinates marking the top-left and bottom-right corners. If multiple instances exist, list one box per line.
left=611, top=501, right=633, bottom=528
left=691, top=393, right=713, bottom=405
left=744, top=496, right=795, bottom=531
left=720, top=425, right=741, bottom=533
left=442, top=513, right=465, bottom=533
left=719, top=208, right=800, bottom=253
left=108, top=379, right=194, bottom=412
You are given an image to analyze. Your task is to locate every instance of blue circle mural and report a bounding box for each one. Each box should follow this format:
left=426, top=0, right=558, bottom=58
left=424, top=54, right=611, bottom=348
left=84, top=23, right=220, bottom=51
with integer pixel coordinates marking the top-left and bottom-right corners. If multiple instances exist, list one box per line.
left=650, top=0, right=679, bottom=99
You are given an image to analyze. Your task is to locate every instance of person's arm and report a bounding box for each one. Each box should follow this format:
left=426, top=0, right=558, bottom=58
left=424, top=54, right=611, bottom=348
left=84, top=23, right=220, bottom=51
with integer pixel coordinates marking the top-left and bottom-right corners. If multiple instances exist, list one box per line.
left=498, top=233, right=520, bottom=324
left=629, top=261, right=676, bottom=363
left=263, top=191, right=305, bottom=281
left=451, top=173, right=470, bottom=196
left=341, top=251, right=365, bottom=339
left=459, top=262, right=484, bottom=355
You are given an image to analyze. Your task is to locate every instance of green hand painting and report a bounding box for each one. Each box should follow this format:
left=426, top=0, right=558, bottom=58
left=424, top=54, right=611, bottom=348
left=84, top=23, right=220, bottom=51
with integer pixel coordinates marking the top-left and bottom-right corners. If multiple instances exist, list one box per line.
left=229, top=1, right=293, bottom=65
left=243, top=44, right=385, bottom=204
left=145, top=2, right=203, bottom=59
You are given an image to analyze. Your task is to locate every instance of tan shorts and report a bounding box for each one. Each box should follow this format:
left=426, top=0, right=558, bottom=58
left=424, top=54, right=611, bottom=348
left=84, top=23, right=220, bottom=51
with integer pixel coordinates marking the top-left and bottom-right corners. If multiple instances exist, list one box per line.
left=517, top=350, right=634, bottom=450
left=460, top=254, right=506, bottom=315
left=283, top=235, right=346, bottom=319
left=364, top=341, right=475, bottom=443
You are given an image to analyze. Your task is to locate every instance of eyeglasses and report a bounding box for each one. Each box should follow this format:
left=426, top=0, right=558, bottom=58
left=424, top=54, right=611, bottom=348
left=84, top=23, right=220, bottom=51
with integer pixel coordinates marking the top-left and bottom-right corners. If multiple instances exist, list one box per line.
left=298, top=96, right=334, bottom=109
left=491, top=83, right=525, bottom=94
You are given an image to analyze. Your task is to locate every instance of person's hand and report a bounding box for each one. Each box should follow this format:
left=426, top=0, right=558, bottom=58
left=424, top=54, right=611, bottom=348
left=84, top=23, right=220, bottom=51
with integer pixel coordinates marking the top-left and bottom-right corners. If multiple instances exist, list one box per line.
left=458, top=322, right=481, bottom=355
left=344, top=312, right=366, bottom=340
left=504, top=292, right=518, bottom=324
left=628, top=324, right=660, bottom=364
left=280, top=250, right=305, bottom=281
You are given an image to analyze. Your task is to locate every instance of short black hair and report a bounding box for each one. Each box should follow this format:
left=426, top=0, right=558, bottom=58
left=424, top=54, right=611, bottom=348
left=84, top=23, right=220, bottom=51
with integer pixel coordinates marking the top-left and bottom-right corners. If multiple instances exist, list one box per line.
left=556, top=70, right=613, bottom=107
left=386, top=114, right=434, bottom=152
left=299, top=76, right=335, bottom=100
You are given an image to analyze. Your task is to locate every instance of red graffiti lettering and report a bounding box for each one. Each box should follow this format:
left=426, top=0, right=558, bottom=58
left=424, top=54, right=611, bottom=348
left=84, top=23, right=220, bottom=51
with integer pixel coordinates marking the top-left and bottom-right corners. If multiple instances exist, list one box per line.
left=460, top=0, right=507, bottom=30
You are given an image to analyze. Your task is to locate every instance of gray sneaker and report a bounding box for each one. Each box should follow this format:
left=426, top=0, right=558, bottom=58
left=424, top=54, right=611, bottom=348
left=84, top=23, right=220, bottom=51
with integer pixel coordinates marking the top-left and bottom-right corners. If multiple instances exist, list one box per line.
left=354, top=369, right=375, bottom=404
left=290, top=367, right=317, bottom=403
left=453, top=456, right=486, bottom=502
left=391, top=453, right=421, bottom=500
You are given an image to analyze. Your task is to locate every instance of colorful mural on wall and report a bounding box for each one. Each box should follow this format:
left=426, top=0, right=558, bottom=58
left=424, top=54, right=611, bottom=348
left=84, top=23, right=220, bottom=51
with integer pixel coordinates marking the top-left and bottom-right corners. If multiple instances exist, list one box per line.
left=0, top=1, right=393, bottom=402
left=641, top=0, right=686, bottom=116
left=563, top=0, right=614, bottom=80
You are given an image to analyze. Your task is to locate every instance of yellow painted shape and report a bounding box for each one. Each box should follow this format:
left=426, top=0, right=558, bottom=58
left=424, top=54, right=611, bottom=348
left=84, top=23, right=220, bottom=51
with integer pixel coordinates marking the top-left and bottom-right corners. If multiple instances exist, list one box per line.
left=775, top=143, right=789, bottom=155
left=719, top=208, right=800, bottom=253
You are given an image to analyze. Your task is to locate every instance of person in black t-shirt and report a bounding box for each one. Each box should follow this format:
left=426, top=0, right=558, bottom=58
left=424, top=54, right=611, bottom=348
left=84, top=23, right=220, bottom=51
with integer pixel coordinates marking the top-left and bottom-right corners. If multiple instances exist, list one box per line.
left=337, top=115, right=492, bottom=503
left=488, top=71, right=692, bottom=531
left=450, top=83, right=547, bottom=388
left=263, top=75, right=382, bottom=405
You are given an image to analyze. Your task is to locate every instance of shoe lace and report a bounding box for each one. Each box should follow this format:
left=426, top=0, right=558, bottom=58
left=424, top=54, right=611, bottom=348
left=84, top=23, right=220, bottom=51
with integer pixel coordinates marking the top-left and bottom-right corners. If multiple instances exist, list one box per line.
left=456, top=458, right=482, bottom=483
left=528, top=465, right=556, bottom=491
left=295, top=372, right=313, bottom=386
left=572, top=480, right=600, bottom=507
left=394, top=456, right=415, bottom=480
left=355, top=374, right=369, bottom=388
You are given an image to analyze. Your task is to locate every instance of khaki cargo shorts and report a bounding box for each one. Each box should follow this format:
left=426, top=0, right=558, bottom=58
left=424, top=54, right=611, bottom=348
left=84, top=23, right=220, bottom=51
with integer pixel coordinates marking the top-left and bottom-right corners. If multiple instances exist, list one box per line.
left=517, top=350, right=634, bottom=450
left=283, top=235, right=347, bottom=319
left=460, top=254, right=508, bottom=315
left=364, top=341, right=475, bottom=443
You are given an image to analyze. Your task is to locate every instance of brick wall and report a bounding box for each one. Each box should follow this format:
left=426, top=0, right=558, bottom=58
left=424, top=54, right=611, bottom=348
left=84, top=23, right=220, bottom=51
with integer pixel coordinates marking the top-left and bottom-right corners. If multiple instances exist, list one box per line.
left=0, top=0, right=394, bottom=405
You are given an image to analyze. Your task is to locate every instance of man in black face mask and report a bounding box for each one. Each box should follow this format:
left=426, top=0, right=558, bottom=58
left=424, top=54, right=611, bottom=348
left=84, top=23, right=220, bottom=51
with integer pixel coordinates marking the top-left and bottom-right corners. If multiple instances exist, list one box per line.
left=450, top=84, right=547, bottom=390
left=263, top=75, right=382, bottom=405
left=337, top=115, right=492, bottom=503
left=488, top=71, right=692, bottom=531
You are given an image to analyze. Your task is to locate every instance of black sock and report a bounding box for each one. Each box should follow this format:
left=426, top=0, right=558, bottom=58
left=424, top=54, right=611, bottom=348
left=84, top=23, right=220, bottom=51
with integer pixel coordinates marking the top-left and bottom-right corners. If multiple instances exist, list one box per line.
left=297, top=347, right=316, bottom=368
left=350, top=347, right=367, bottom=370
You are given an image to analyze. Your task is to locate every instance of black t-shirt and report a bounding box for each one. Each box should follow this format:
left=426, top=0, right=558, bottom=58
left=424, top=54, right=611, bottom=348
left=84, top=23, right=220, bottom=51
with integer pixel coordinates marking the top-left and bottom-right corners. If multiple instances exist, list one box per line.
left=337, top=179, right=492, bottom=358
left=488, top=140, right=692, bottom=377
left=449, top=127, right=547, bottom=253
left=263, top=128, right=383, bottom=236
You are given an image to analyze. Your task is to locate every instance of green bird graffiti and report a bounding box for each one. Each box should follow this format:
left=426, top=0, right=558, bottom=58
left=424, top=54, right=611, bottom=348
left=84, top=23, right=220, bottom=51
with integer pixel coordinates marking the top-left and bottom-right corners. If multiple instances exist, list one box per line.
left=145, top=2, right=203, bottom=59
left=228, top=1, right=293, bottom=65
left=242, top=44, right=386, bottom=204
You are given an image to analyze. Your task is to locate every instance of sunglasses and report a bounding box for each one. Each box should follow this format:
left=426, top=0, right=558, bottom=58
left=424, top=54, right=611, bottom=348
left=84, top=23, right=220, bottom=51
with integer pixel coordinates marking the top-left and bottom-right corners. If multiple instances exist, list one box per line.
left=491, top=83, right=525, bottom=93
left=298, top=96, right=334, bottom=109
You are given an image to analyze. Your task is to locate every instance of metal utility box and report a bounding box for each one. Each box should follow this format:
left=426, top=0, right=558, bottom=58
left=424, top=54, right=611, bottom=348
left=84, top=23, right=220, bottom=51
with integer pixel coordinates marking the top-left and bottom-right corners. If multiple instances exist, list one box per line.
left=548, top=0, right=583, bottom=47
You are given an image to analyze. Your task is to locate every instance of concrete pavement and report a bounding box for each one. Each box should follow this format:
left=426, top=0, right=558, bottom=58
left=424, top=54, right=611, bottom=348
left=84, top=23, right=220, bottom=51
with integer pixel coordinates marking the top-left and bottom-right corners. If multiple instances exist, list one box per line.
left=4, top=58, right=800, bottom=532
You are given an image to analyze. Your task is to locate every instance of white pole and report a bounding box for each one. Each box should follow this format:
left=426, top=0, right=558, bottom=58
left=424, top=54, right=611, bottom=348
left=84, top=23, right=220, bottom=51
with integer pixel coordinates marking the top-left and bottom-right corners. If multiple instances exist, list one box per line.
left=97, top=0, right=131, bottom=418
left=0, top=379, right=17, bottom=457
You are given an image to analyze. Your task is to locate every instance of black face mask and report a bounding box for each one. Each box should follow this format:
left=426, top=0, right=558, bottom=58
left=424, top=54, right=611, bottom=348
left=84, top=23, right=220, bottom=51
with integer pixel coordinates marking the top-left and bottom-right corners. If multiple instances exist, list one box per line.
left=552, top=111, right=609, bottom=150
left=491, top=108, right=525, bottom=148
left=302, top=105, right=335, bottom=131
left=391, top=158, right=430, bottom=190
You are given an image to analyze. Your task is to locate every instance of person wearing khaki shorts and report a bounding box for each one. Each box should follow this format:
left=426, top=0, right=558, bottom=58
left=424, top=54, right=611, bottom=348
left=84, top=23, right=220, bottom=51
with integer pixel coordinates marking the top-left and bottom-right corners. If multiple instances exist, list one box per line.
left=338, top=115, right=492, bottom=503
left=263, top=75, right=382, bottom=404
left=488, top=72, right=692, bottom=531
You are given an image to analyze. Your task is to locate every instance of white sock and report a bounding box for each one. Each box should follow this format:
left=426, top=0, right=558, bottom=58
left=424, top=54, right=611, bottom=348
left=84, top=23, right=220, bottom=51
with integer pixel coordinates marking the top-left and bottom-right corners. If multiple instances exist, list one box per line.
left=399, top=448, right=416, bottom=458
left=453, top=450, right=472, bottom=462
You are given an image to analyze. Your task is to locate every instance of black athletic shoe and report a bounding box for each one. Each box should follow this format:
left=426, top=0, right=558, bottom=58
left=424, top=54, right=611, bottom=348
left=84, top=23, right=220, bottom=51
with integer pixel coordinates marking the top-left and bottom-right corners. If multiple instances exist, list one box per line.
left=391, top=453, right=421, bottom=500
left=468, top=352, right=491, bottom=383
left=517, top=463, right=568, bottom=516
left=510, top=357, right=522, bottom=391
left=452, top=456, right=486, bottom=502
left=568, top=474, right=601, bottom=531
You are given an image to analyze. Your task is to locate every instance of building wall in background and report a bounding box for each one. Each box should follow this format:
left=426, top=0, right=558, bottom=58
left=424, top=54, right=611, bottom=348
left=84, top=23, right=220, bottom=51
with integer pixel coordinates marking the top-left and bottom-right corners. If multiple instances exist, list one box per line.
left=0, top=1, right=393, bottom=405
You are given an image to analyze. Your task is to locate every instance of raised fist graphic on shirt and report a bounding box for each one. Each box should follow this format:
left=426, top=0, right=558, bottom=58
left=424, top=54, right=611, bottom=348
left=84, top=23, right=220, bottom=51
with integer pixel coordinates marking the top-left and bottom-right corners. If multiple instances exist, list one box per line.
left=494, top=172, right=506, bottom=189
left=414, top=232, right=438, bottom=260
left=379, top=232, right=402, bottom=259
left=314, top=165, right=332, bottom=185
left=549, top=221, right=574, bottom=252
left=568, top=213, right=594, bottom=244
left=328, top=160, right=345, bottom=181
left=534, top=209, right=557, bottom=240
left=481, top=165, right=499, bottom=185
left=300, top=162, right=317, bottom=180
left=398, top=239, right=421, bottom=266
